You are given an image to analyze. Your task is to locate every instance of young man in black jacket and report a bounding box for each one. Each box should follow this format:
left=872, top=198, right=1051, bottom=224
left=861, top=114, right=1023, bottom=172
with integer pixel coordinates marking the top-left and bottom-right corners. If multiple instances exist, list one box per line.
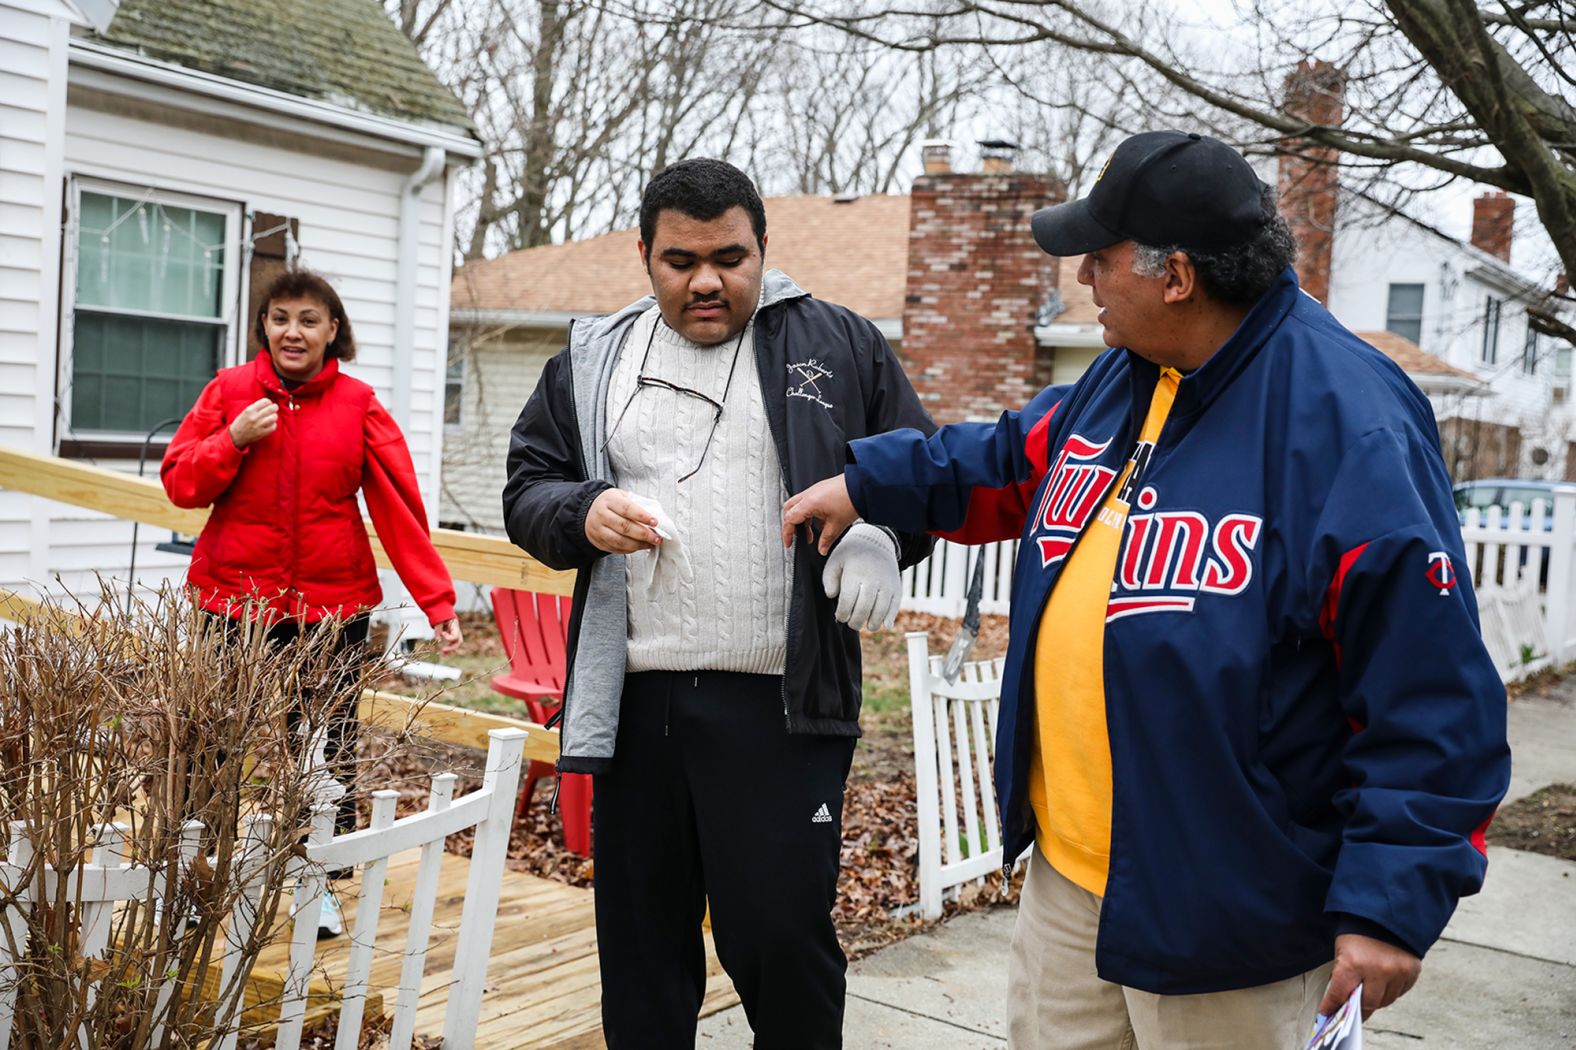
left=501, top=158, right=934, bottom=1049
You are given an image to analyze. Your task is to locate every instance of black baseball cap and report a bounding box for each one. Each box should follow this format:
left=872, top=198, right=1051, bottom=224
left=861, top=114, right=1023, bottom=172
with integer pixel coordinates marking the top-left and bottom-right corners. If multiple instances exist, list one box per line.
left=1030, top=131, right=1271, bottom=256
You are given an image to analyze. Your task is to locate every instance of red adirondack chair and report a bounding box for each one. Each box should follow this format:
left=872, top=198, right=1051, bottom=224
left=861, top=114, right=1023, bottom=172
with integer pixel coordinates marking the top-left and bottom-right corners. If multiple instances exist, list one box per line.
left=490, top=586, right=592, bottom=857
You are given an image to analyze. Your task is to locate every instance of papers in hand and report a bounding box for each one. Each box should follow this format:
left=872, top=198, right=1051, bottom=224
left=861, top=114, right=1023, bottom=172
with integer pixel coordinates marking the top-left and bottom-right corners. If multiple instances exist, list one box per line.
left=1304, top=983, right=1362, bottom=1050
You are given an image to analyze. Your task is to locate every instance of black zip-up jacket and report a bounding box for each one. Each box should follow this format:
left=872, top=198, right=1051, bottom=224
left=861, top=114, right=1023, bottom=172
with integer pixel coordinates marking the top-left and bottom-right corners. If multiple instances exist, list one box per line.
left=502, top=270, right=935, bottom=773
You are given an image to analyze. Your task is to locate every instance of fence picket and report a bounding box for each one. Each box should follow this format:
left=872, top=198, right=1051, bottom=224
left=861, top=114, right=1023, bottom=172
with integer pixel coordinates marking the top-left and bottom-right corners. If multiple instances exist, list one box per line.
left=335, top=792, right=399, bottom=1050
left=440, top=729, right=527, bottom=1050
left=0, top=822, right=32, bottom=1050
left=387, top=773, right=456, bottom=1050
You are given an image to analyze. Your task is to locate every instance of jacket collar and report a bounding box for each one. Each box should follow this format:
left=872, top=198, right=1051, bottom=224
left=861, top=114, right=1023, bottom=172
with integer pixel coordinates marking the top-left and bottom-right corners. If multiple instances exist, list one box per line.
left=251, top=350, right=340, bottom=399
left=1126, top=266, right=1303, bottom=418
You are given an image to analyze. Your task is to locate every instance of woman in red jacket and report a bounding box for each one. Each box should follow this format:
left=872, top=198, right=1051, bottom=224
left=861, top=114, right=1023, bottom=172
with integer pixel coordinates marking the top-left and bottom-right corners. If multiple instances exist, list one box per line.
left=162, top=269, right=461, bottom=930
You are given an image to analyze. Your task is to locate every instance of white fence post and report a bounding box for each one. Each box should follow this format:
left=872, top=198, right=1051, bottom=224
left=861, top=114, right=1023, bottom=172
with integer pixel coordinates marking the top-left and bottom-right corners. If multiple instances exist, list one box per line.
left=387, top=773, right=456, bottom=1050
left=907, top=633, right=946, bottom=920
left=0, top=822, right=32, bottom=1050
left=1546, top=490, right=1575, bottom=663
left=441, top=728, right=527, bottom=1050
left=334, top=791, right=399, bottom=1050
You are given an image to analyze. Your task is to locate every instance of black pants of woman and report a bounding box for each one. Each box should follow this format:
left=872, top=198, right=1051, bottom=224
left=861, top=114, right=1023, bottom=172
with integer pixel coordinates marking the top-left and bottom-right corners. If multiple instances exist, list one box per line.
left=208, top=612, right=370, bottom=838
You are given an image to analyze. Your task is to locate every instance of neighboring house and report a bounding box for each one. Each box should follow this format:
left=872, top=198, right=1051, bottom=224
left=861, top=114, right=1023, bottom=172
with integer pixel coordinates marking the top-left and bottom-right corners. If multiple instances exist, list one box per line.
left=1324, top=192, right=1574, bottom=481
left=0, top=0, right=480, bottom=600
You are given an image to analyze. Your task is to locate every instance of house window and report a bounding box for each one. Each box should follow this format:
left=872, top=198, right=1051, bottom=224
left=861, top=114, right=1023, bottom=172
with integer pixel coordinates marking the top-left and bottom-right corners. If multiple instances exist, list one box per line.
left=444, top=337, right=465, bottom=427
left=1481, top=296, right=1502, bottom=365
left=63, top=182, right=241, bottom=440
left=1557, top=345, right=1572, bottom=396
left=1385, top=284, right=1425, bottom=345
left=1523, top=325, right=1540, bottom=375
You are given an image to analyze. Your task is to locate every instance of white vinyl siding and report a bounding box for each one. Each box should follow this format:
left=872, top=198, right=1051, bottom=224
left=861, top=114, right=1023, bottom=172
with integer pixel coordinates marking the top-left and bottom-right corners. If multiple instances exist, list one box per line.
left=0, top=1, right=70, bottom=591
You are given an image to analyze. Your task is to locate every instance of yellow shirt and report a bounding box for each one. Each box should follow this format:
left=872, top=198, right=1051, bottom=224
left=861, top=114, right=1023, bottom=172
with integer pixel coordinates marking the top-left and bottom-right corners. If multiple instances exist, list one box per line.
left=1028, top=368, right=1181, bottom=896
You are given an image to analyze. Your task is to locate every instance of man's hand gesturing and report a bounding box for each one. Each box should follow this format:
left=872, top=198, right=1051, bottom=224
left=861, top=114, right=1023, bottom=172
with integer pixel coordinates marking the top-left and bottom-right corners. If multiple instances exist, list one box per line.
left=782, top=475, right=859, bottom=555
left=1318, top=933, right=1421, bottom=1021
left=586, top=489, right=663, bottom=554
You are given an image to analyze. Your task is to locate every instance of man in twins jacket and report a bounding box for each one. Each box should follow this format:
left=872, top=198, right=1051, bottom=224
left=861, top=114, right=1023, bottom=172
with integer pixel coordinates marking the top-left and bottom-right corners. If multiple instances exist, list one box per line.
left=784, top=131, right=1511, bottom=1050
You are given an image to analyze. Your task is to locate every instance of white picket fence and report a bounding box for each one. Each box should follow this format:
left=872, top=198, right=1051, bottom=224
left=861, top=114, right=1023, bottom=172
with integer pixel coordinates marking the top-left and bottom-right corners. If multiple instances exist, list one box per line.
left=1460, top=491, right=1576, bottom=681
left=0, top=727, right=527, bottom=1050
left=900, top=538, right=1016, bottom=618
left=906, top=632, right=1028, bottom=919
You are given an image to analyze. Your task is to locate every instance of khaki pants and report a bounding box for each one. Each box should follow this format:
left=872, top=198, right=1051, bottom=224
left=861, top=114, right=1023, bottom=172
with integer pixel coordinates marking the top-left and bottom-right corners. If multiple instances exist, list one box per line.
left=1008, top=847, right=1333, bottom=1050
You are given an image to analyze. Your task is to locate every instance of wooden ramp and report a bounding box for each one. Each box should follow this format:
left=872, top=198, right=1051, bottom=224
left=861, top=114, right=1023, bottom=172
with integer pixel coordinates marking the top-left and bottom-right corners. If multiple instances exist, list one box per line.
left=255, top=851, right=738, bottom=1049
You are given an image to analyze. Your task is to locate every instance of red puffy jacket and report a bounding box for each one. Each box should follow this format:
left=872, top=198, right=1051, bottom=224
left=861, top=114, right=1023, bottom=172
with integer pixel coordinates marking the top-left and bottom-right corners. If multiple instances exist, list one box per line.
left=161, top=352, right=456, bottom=625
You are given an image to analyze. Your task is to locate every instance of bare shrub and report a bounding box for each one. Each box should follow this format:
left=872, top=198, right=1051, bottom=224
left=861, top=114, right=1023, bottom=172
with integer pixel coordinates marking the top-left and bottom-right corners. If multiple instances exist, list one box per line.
left=0, top=586, right=386, bottom=1049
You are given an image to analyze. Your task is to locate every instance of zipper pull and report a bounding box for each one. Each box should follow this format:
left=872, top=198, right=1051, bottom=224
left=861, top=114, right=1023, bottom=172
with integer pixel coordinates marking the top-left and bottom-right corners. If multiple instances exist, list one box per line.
left=549, top=772, right=562, bottom=814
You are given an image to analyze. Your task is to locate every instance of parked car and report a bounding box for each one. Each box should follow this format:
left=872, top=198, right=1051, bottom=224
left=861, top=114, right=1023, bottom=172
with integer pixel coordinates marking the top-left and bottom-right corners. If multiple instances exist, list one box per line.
left=1453, top=479, right=1576, bottom=524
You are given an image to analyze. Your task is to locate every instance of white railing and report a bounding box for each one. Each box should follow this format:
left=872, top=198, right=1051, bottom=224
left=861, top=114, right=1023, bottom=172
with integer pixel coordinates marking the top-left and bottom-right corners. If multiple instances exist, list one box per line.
left=900, top=538, right=1016, bottom=618
left=0, top=728, right=526, bottom=1050
left=906, top=632, right=1028, bottom=920
left=1461, top=490, right=1576, bottom=680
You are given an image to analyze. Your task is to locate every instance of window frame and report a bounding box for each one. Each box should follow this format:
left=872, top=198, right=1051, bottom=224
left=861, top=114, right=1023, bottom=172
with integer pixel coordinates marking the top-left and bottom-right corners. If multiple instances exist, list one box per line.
left=443, top=335, right=466, bottom=430
left=1523, top=322, right=1539, bottom=376
left=1480, top=295, right=1503, bottom=366
left=57, top=176, right=246, bottom=448
left=1384, top=282, right=1425, bottom=346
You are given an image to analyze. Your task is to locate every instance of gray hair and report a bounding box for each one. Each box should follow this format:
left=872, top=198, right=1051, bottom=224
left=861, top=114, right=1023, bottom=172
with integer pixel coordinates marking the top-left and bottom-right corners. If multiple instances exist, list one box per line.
left=1126, top=190, right=1300, bottom=306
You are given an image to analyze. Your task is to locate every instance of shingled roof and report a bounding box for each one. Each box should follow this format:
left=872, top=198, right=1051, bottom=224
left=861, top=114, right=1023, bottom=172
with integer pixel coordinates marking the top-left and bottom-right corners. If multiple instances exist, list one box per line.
left=1357, top=329, right=1483, bottom=384
left=454, top=194, right=1089, bottom=324
left=91, top=0, right=472, bottom=130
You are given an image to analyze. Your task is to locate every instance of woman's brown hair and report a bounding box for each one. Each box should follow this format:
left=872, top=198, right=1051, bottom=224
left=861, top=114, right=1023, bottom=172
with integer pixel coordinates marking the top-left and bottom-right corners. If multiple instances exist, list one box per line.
left=254, top=269, right=357, bottom=361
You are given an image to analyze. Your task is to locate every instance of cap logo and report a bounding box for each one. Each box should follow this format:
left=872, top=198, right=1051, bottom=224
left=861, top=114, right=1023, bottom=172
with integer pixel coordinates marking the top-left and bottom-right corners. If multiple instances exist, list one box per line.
left=1095, top=155, right=1113, bottom=183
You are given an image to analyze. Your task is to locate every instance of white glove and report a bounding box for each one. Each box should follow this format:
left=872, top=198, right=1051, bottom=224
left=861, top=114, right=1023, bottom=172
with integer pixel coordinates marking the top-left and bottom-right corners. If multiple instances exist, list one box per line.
left=822, top=521, right=901, bottom=632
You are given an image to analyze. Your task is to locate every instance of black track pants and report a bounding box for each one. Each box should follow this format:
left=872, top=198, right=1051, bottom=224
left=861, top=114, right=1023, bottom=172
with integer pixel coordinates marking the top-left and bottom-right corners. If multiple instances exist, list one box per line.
left=593, top=670, right=856, bottom=1050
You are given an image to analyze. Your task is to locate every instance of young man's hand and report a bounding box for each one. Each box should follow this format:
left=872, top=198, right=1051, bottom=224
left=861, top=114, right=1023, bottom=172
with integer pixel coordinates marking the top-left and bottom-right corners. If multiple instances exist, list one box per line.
left=782, top=475, right=858, bottom=554
left=822, top=522, right=901, bottom=631
left=1318, top=933, right=1421, bottom=1020
left=586, top=489, right=663, bottom=554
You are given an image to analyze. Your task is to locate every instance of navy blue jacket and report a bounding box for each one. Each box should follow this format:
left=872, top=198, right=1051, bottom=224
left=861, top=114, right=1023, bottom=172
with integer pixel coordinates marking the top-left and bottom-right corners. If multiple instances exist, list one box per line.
left=847, top=269, right=1510, bottom=993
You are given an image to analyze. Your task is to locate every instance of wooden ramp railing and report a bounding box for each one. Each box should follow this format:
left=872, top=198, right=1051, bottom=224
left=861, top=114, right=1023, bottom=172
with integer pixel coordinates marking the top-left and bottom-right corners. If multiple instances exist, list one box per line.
left=0, top=445, right=573, bottom=595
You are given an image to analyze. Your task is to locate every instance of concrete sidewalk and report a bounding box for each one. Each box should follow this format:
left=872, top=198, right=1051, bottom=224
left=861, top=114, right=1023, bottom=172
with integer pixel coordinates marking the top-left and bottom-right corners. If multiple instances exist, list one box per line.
left=698, top=686, right=1576, bottom=1048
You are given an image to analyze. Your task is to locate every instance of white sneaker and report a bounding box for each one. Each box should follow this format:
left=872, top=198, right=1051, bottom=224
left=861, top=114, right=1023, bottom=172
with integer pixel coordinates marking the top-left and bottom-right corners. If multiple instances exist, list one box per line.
left=316, top=890, right=344, bottom=939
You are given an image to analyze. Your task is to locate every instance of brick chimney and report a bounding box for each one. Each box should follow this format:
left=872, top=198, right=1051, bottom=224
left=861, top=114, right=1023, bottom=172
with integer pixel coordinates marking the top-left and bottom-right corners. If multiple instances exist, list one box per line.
left=902, top=144, right=1061, bottom=422
left=1278, top=59, right=1345, bottom=304
left=1471, top=192, right=1514, bottom=262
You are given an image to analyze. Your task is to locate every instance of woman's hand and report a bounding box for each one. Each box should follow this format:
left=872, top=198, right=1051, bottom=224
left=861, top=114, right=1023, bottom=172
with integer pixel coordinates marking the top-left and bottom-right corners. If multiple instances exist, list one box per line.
left=434, top=618, right=463, bottom=655
left=229, top=397, right=279, bottom=449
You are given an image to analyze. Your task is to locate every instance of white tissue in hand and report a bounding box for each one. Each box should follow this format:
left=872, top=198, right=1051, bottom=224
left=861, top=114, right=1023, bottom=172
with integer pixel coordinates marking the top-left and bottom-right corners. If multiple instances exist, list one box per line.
left=626, top=494, right=691, bottom=593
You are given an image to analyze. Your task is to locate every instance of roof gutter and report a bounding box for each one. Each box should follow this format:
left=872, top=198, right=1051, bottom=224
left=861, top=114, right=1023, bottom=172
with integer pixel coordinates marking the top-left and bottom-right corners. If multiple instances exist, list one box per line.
left=1034, top=322, right=1106, bottom=348
left=392, top=145, right=447, bottom=432
left=68, top=39, right=482, bottom=158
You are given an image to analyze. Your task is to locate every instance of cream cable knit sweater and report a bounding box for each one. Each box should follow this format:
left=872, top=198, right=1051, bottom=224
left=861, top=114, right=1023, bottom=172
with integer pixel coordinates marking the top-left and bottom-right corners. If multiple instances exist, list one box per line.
left=606, top=306, right=793, bottom=674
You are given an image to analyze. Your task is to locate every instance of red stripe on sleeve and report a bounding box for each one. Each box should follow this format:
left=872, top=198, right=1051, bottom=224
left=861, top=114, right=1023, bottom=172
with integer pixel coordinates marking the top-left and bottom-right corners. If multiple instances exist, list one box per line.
left=1469, top=810, right=1494, bottom=857
left=934, top=400, right=1061, bottom=545
left=1319, top=542, right=1370, bottom=668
